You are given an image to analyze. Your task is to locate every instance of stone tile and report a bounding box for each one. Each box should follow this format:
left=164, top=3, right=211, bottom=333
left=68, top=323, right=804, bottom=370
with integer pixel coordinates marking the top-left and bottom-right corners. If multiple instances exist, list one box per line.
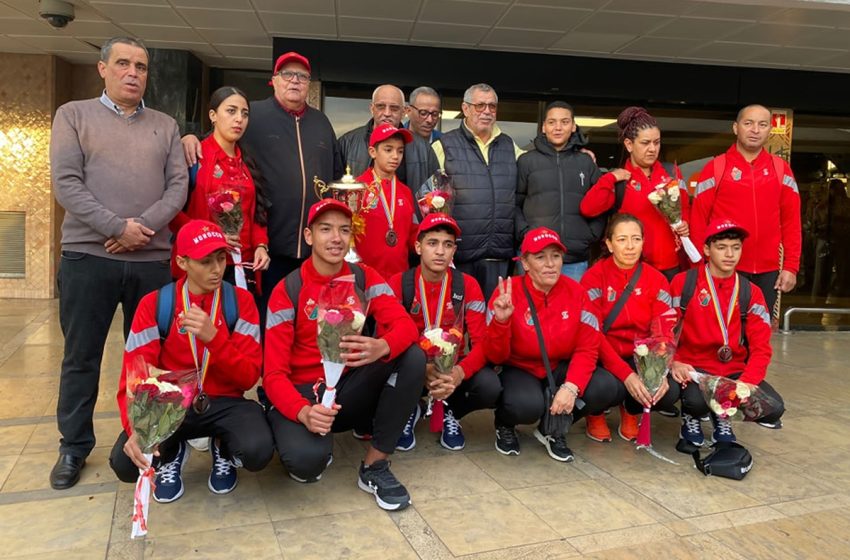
left=0, top=344, right=64, bottom=377
left=14, top=548, right=108, bottom=560
left=24, top=417, right=120, bottom=455
left=0, top=424, right=36, bottom=456
left=416, top=490, right=558, bottom=556
left=712, top=454, right=835, bottom=504
left=143, top=522, right=281, bottom=559
left=568, top=432, right=691, bottom=480
left=0, top=493, right=114, bottom=557
left=774, top=448, right=850, bottom=491
left=664, top=505, right=786, bottom=536
left=582, top=533, right=746, bottom=559
left=0, top=456, right=16, bottom=490
left=465, top=448, right=590, bottom=490
left=274, top=509, right=417, bottom=560
left=0, top=378, right=57, bottom=420
left=2, top=447, right=114, bottom=493
left=770, top=493, right=850, bottom=517
left=21, top=322, right=65, bottom=346
left=511, top=480, right=661, bottom=539
left=388, top=505, right=455, bottom=560
left=461, top=540, right=580, bottom=559
left=735, top=414, right=850, bottom=455
left=567, top=524, right=676, bottom=555
left=390, top=454, right=501, bottom=500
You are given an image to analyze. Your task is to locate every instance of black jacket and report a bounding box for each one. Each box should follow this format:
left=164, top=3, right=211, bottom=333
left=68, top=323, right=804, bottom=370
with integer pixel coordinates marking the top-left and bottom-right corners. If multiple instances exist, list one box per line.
left=338, top=119, right=439, bottom=193
left=441, top=124, right=517, bottom=263
left=241, top=98, right=342, bottom=259
left=516, top=129, right=604, bottom=263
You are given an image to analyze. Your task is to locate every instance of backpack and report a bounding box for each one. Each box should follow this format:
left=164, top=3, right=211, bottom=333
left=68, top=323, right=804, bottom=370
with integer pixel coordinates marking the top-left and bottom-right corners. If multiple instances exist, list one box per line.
left=678, top=268, right=751, bottom=348
left=704, top=153, right=786, bottom=221
left=283, top=263, right=373, bottom=334
left=400, top=268, right=465, bottom=318
left=155, top=280, right=239, bottom=341
left=613, top=161, right=677, bottom=213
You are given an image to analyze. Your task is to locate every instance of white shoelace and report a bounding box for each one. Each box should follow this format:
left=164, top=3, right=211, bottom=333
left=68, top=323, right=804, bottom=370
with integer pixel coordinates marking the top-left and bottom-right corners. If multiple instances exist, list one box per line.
left=157, top=456, right=181, bottom=484
left=684, top=415, right=702, bottom=435
left=402, top=411, right=417, bottom=436
left=444, top=411, right=461, bottom=436
left=716, top=419, right=733, bottom=436
left=212, top=446, right=233, bottom=477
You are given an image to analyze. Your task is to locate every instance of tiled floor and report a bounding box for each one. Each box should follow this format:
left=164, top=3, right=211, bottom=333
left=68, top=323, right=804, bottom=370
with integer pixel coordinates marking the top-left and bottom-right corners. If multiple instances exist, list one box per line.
left=0, top=298, right=849, bottom=559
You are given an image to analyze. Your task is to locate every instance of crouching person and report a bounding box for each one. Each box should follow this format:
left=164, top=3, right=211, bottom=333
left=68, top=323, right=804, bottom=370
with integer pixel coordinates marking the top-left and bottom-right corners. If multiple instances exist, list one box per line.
left=109, top=220, right=273, bottom=502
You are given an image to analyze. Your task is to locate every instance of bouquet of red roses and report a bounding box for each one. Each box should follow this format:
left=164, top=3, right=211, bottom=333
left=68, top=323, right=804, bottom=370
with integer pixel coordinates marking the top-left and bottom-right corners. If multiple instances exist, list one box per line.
left=418, top=310, right=464, bottom=432
left=416, top=169, right=455, bottom=216
left=208, top=185, right=249, bottom=288
left=316, top=276, right=367, bottom=408
left=633, top=334, right=678, bottom=464
left=687, top=372, right=781, bottom=421
left=125, top=355, right=199, bottom=538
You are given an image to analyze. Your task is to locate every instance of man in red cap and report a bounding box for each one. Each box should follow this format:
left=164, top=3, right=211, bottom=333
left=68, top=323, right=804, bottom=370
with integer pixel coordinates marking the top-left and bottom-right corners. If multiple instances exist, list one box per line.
left=671, top=218, right=785, bottom=448
left=264, top=199, right=424, bottom=511
left=354, top=124, right=418, bottom=280
left=109, top=220, right=272, bottom=503
left=388, top=213, right=500, bottom=451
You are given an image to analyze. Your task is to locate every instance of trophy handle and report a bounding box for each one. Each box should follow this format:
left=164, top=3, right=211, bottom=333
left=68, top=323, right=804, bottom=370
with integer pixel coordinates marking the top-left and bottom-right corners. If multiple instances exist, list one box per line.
left=313, top=176, right=329, bottom=199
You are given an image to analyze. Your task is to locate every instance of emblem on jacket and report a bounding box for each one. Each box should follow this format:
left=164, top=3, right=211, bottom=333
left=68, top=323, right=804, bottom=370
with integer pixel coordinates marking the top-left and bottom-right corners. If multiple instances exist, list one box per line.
left=731, top=167, right=742, bottom=181
left=698, top=289, right=711, bottom=307
left=606, top=286, right=616, bottom=302
left=305, top=298, right=317, bottom=320
left=524, top=308, right=534, bottom=326
left=630, top=180, right=640, bottom=192
left=561, top=311, right=569, bottom=320
left=410, top=300, right=421, bottom=315
left=763, top=168, right=769, bottom=176
left=213, top=164, right=223, bottom=179
left=634, top=287, right=642, bottom=296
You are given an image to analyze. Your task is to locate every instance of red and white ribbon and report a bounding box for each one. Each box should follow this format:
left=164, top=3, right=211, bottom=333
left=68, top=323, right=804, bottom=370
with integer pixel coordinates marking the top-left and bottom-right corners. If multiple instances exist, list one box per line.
left=131, top=452, right=155, bottom=539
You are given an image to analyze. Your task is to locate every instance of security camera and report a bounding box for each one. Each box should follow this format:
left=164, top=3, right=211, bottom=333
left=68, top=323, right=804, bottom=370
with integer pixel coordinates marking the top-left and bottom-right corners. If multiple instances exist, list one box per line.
left=39, top=0, right=75, bottom=29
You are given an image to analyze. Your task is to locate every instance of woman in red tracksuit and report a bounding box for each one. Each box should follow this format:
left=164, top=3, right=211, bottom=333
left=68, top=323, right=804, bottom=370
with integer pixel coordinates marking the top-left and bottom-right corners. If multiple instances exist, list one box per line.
left=580, top=213, right=679, bottom=444
left=580, top=106, right=689, bottom=281
left=170, top=86, right=270, bottom=294
left=485, top=227, right=624, bottom=463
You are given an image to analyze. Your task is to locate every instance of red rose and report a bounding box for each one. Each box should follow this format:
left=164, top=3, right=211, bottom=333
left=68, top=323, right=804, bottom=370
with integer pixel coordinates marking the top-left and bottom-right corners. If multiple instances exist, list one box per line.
left=135, top=383, right=160, bottom=400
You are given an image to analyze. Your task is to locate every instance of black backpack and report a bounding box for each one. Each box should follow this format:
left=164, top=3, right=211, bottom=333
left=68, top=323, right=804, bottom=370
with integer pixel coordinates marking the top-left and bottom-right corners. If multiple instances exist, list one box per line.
left=400, top=268, right=465, bottom=318
left=612, top=161, right=677, bottom=213
left=678, top=268, right=751, bottom=349
left=155, top=280, right=239, bottom=341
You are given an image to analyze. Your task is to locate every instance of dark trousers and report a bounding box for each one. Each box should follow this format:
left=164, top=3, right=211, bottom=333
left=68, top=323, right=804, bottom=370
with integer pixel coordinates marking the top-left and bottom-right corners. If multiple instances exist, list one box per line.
left=109, top=396, right=273, bottom=483
left=616, top=357, right=682, bottom=415
left=740, top=270, right=780, bottom=317
left=58, top=251, right=171, bottom=458
left=681, top=370, right=785, bottom=423
left=444, top=366, right=502, bottom=419
left=455, top=259, right=509, bottom=303
left=268, top=346, right=425, bottom=481
left=495, top=364, right=625, bottom=428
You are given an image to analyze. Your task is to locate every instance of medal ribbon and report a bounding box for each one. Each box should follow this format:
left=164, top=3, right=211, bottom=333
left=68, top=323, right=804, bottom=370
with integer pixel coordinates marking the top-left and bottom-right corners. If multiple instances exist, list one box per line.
left=419, top=272, right=449, bottom=331
left=373, top=171, right=396, bottom=230
left=704, top=265, right=739, bottom=347
left=181, top=281, right=221, bottom=391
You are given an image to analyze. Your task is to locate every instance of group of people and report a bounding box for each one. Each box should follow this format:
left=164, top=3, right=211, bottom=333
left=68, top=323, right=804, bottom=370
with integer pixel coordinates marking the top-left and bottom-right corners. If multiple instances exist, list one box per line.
left=48, top=37, right=796, bottom=513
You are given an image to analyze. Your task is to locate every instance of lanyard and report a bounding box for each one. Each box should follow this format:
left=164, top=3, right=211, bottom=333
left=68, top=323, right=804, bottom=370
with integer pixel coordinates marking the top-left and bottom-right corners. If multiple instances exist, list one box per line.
left=181, top=282, right=221, bottom=390
left=704, top=265, right=739, bottom=346
left=372, top=171, right=396, bottom=230
left=419, top=272, right=449, bottom=331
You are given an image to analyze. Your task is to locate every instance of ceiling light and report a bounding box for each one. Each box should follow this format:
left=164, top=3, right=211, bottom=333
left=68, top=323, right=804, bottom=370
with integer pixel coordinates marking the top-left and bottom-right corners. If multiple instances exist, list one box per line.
left=575, top=117, right=617, bottom=128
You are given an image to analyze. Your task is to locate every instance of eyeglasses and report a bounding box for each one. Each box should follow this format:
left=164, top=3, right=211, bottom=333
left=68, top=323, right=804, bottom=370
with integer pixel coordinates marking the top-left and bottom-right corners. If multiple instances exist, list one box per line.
left=277, top=70, right=311, bottom=83
left=373, top=102, right=403, bottom=113
left=409, top=105, right=440, bottom=120
left=466, top=102, right=497, bottom=113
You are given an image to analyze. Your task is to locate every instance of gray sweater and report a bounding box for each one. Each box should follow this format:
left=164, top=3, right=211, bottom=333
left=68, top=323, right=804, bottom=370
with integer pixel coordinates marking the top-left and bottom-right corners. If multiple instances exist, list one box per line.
left=50, top=98, right=188, bottom=261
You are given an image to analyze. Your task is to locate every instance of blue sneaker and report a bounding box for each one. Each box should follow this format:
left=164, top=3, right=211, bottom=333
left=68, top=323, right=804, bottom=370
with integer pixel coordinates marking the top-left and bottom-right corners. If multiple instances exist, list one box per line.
left=395, top=403, right=422, bottom=451
left=440, top=408, right=465, bottom=450
left=208, top=440, right=238, bottom=495
left=154, top=441, right=189, bottom=503
left=680, top=413, right=705, bottom=447
left=711, top=415, right=737, bottom=444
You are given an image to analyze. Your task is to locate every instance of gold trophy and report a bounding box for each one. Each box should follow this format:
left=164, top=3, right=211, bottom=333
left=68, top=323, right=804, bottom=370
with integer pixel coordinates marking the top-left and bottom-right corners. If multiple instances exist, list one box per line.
left=313, top=165, right=369, bottom=263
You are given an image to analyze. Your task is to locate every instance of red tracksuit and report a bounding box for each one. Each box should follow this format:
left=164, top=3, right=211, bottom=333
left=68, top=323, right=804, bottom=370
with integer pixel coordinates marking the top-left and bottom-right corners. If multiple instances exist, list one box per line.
left=388, top=268, right=487, bottom=378
left=263, top=259, right=418, bottom=422
left=671, top=269, right=772, bottom=384
left=690, top=145, right=801, bottom=275
left=581, top=257, right=676, bottom=381
left=581, top=160, right=689, bottom=271
left=117, top=277, right=262, bottom=435
left=354, top=170, right=417, bottom=280
left=484, top=274, right=600, bottom=394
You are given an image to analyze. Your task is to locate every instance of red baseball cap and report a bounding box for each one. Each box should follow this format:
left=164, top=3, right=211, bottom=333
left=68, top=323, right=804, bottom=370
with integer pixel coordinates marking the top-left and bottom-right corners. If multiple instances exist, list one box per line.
left=417, top=212, right=461, bottom=238
left=515, top=227, right=567, bottom=260
left=704, top=218, right=749, bottom=241
left=175, top=220, right=230, bottom=259
left=369, top=124, right=413, bottom=147
left=307, top=198, right=353, bottom=226
left=272, top=51, right=311, bottom=75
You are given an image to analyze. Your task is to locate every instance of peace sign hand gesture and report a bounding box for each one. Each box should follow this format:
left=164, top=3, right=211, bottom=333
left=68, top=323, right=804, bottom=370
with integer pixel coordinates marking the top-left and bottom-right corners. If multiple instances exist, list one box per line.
left=492, top=276, right=515, bottom=323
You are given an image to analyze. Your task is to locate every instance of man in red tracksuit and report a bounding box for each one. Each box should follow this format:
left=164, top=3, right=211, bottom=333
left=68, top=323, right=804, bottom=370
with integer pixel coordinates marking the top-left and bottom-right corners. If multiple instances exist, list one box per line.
left=388, top=213, right=500, bottom=452
left=109, top=220, right=273, bottom=503
left=671, top=219, right=785, bottom=448
left=263, top=199, right=424, bottom=512
left=690, top=104, right=802, bottom=315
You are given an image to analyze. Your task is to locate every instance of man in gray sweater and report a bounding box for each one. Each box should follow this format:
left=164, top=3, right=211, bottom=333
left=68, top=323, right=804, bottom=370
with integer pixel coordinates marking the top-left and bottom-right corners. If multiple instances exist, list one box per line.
left=49, top=37, right=187, bottom=490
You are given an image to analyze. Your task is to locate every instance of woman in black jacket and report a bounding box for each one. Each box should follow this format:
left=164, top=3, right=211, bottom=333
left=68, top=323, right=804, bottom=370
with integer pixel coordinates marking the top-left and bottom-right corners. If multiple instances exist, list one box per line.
left=516, top=102, right=605, bottom=281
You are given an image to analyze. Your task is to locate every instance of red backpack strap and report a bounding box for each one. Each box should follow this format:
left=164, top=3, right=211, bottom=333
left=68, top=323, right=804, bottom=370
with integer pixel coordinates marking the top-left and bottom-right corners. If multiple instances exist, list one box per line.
left=711, top=153, right=726, bottom=190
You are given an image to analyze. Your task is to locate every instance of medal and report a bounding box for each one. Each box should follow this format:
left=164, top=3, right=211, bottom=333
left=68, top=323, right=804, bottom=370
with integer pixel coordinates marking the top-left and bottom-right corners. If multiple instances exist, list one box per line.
left=717, top=345, right=733, bottom=363
left=385, top=229, right=398, bottom=247
left=193, top=392, right=210, bottom=414
left=373, top=171, right=397, bottom=247
left=419, top=271, right=449, bottom=331
left=704, top=265, right=740, bottom=366
left=181, top=282, right=221, bottom=415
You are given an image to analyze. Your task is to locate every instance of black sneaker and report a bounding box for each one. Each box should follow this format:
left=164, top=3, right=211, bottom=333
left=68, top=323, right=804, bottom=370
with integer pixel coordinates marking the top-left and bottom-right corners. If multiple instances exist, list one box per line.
left=533, top=428, right=574, bottom=462
left=495, top=424, right=520, bottom=456
left=357, top=460, right=411, bottom=511
left=757, top=419, right=783, bottom=430
left=657, top=405, right=680, bottom=418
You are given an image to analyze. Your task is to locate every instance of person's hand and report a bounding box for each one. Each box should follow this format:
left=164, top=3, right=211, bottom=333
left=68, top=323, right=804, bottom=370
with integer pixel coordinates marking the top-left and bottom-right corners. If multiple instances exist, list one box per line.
left=224, top=233, right=242, bottom=249
left=775, top=270, right=797, bottom=293
left=610, top=168, right=631, bottom=182
left=492, top=276, right=514, bottom=323
left=579, top=147, right=597, bottom=163
left=253, top=245, right=271, bottom=271
left=340, top=335, right=390, bottom=368
left=653, top=375, right=670, bottom=404
left=672, top=220, right=690, bottom=237
left=429, top=372, right=455, bottom=400
left=182, top=134, right=202, bottom=166
left=104, top=238, right=129, bottom=254
left=624, top=372, right=653, bottom=408
left=117, top=219, right=154, bottom=251
left=297, top=403, right=340, bottom=436
left=123, top=432, right=158, bottom=470
left=551, top=383, right=578, bottom=415
left=181, top=303, right=218, bottom=343
left=671, top=361, right=694, bottom=386
left=424, top=363, right=439, bottom=386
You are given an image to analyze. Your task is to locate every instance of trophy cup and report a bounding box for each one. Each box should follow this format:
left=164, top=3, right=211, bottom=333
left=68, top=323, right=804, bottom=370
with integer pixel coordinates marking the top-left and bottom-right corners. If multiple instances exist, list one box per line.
left=313, top=166, right=369, bottom=263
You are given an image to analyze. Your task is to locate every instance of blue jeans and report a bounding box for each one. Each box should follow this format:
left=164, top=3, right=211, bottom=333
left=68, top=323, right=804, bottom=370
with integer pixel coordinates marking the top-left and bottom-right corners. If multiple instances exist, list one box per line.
left=561, top=261, right=588, bottom=282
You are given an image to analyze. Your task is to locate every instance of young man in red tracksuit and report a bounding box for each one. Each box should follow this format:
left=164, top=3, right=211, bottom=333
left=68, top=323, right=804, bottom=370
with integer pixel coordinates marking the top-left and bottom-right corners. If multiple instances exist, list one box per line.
left=108, top=220, right=273, bottom=503
left=355, top=124, right=418, bottom=280
left=690, top=104, right=801, bottom=316
left=389, top=213, right=501, bottom=451
left=671, top=219, right=785, bottom=447
left=263, top=199, right=424, bottom=511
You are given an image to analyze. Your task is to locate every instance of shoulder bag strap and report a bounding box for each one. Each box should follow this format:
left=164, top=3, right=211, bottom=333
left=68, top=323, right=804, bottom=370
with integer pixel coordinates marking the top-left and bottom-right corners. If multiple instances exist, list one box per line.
left=521, top=281, right=557, bottom=395
left=602, top=263, right=643, bottom=334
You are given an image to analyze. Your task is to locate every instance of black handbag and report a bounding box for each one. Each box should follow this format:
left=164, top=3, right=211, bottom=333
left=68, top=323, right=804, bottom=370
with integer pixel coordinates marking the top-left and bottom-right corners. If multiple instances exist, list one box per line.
left=522, top=282, right=584, bottom=436
left=692, top=442, right=753, bottom=480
